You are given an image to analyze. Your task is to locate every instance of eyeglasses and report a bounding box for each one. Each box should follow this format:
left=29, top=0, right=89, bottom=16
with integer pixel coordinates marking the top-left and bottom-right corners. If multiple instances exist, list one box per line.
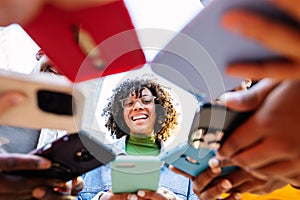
left=120, top=96, right=156, bottom=109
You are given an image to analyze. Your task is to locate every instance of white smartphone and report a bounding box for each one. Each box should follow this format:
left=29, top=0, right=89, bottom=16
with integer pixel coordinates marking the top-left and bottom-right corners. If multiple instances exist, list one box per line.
left=0, top=70, right=84, bottom=132
left=151, top=0, right=290, bottom=101
left=111, top=155, right=161, bottom=194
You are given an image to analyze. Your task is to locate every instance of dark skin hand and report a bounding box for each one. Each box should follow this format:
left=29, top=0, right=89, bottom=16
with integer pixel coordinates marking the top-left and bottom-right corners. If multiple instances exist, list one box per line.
left=171, top=162, right=287, bottom=200
left=0, top=92, right=84, bottom=199
left=217, top=79, right=300, bottom=187
left=223, top=0, right=300, bottom=80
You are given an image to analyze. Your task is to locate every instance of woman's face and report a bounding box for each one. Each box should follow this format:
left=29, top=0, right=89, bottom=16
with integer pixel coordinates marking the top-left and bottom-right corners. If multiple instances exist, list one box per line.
left=122, top=88, right=157, bottom=136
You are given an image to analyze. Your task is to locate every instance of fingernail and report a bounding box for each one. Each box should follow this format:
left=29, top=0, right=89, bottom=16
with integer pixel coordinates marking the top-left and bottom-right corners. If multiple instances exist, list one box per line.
left=199, top=192, right=208, bottom=200
left=234, top=192, right=241, bottom=200
left=216, top=152, right=227, bottom=161
left=208, top=157, right=220, bottom=168
left=32, top=187, right=46, bottom=198
left=38, top=159, right=51, bottom=169
left=52, top=179, right=66, bottom=187
left=127, top=194, right=138, bottom=200
left=221, top=179, right=232, bottom=190
left=137, top=190, right=145, bottom=197
left=211, top=166, right=221, bottom=174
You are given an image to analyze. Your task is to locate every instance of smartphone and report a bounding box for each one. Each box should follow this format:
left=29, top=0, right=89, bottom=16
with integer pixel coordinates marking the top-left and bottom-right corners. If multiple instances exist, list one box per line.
left=23, top=1, right=146, bottom=82
left=0, top=70, right=84, bottom=132
left=160, top=103, right=252, bottom=177
left=111, top=155, right=161, bottom=194
left=6, top=131, right=116, bottom=181
left=151, top=0, right=293, bottom=101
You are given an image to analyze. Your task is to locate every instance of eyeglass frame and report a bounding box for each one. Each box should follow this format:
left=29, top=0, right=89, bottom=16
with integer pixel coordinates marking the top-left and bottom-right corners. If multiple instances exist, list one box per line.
left=120, top=96, right=156, bottom=109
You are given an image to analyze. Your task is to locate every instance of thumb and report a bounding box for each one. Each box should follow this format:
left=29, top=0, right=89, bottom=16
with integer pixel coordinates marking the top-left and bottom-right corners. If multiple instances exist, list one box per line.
left=0, top=92, right=26, bottom=115
left=218, top=79, right=279, bottom=111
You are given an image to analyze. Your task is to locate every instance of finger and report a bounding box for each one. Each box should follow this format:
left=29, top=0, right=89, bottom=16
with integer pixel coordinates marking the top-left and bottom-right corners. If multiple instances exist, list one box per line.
left=137, top=189, right=165, bottom=200
left=272, top=0, right=300, bottom=21
left=251, top=160, right=300, bottom=180
left=0, top=192, right=32, bottom=200
left=227, top=60, right=300, bottom=80
left=192, top=167, right=222, bottom=195
left=222, top=10, right=300, bottom=59
left=218, top=79, right=278, bottom=111
left=0, top=154, right=51, bottom=171
left=0, top=92, right=26, bottom=115
left=71, top=176, right=84, bottom=195
left=169, top=165, right=194, bottom=180
left=232, top=181, right=264, bottom=194
left=217, top=113, right=265, bottom=160
left=230, top=136, right=298, bottom=171
left=54, top=182, right=71, bottom=195
left=0, top=174, right=65, bottom=193
left=198, top=179, right=233, bottom=200
left=286, top=174, right=300, bottom=187
left=50, top=0, right=117, bottom=10
left=218, top=80, right=279, bottom=159
left=223, top=169, right=253, bottom=188
left=223, top=192, right=242, bottom=200
left=32, top=187, right=77, bottom=200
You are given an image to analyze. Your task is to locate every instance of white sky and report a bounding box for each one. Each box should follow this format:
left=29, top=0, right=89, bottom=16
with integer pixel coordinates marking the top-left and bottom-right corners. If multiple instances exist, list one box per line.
left=0, top=1, right=204, bottom=147
left=1, top=0, right=203, bottom=73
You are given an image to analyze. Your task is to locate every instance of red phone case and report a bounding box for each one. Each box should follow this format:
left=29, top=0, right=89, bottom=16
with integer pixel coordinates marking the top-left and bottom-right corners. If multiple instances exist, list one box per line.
left=23, top=1, right=146, bottom=82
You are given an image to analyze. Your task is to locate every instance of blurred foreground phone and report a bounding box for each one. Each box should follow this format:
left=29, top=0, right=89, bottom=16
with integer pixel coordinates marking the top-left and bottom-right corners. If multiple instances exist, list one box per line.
left=0, top=70, right=84, bottom=132
left=160, top=103, right=252, bottom=177
left=6, top=131, right=116, bottom=181
left=23, top=1, right=146, bottom=82
left=111, top=156, right=161, bottom=193
left=151, top=0, right=294, bottom=101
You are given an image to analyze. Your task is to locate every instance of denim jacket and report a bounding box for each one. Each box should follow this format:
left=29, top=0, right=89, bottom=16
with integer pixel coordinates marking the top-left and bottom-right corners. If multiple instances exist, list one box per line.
left=78, top=136, right=198, bottom=200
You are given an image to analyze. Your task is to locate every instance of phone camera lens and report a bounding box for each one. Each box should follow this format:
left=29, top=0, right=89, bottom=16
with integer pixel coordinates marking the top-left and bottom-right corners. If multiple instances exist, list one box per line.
left=75, top=149, right=94, bottom=161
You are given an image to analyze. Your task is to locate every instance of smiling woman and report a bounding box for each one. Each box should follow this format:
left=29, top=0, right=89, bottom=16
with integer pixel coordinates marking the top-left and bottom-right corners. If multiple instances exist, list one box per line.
left=79, top=76, right=199, bottom=200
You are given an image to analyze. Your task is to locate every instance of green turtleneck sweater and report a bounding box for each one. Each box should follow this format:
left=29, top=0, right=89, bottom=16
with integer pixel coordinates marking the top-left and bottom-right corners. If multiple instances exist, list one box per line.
left=126, top=134, right=160, bottom=156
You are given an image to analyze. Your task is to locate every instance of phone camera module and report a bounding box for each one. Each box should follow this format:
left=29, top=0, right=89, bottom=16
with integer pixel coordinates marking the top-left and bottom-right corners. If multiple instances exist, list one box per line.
left=37, top=90, right=74, bottom=115
left=75, top=148, right=94, bottom=161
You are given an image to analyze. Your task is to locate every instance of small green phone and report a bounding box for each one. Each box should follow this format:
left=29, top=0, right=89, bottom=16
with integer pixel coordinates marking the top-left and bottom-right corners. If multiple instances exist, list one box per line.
left=110, top=155, right=161, bottom=194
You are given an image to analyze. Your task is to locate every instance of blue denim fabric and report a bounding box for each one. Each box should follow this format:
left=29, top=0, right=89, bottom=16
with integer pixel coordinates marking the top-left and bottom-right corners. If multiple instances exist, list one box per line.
left=78, top=136, right=198, bottom=200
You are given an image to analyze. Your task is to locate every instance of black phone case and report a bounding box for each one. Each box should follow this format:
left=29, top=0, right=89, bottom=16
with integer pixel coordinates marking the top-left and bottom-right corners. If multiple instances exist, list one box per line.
left=161, top=103, right=252, bottom=177
left=6, top=131, right=115, bottom=181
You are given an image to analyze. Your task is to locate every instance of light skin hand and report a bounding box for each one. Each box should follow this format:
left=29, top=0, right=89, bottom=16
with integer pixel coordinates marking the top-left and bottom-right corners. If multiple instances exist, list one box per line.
left=0, top=91, right=26, bottom=115
left=218, top=79, right=300, bottom=186
left=222, top=0, right=300, bottom=80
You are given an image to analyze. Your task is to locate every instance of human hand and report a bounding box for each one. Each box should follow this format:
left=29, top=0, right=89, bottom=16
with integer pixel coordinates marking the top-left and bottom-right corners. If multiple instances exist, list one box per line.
left=0, top=0, right=116, bottom=26
left=98, top=187, right=179, bottom=200
left=222, top=0, right=300, bottom=80
left=0, top=154, right=84, bottom=199
left=32, top=176, right=84, bottom=200
left=0, top=91, right=26, bottom=116
left=170, top=164, right=233, bottom=200
left=217, top=79, right=300, bottom=187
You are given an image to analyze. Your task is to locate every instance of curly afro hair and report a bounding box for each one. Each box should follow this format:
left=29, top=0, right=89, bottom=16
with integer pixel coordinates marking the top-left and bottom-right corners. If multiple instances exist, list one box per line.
left=102, top=77, right=178, bottom=142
